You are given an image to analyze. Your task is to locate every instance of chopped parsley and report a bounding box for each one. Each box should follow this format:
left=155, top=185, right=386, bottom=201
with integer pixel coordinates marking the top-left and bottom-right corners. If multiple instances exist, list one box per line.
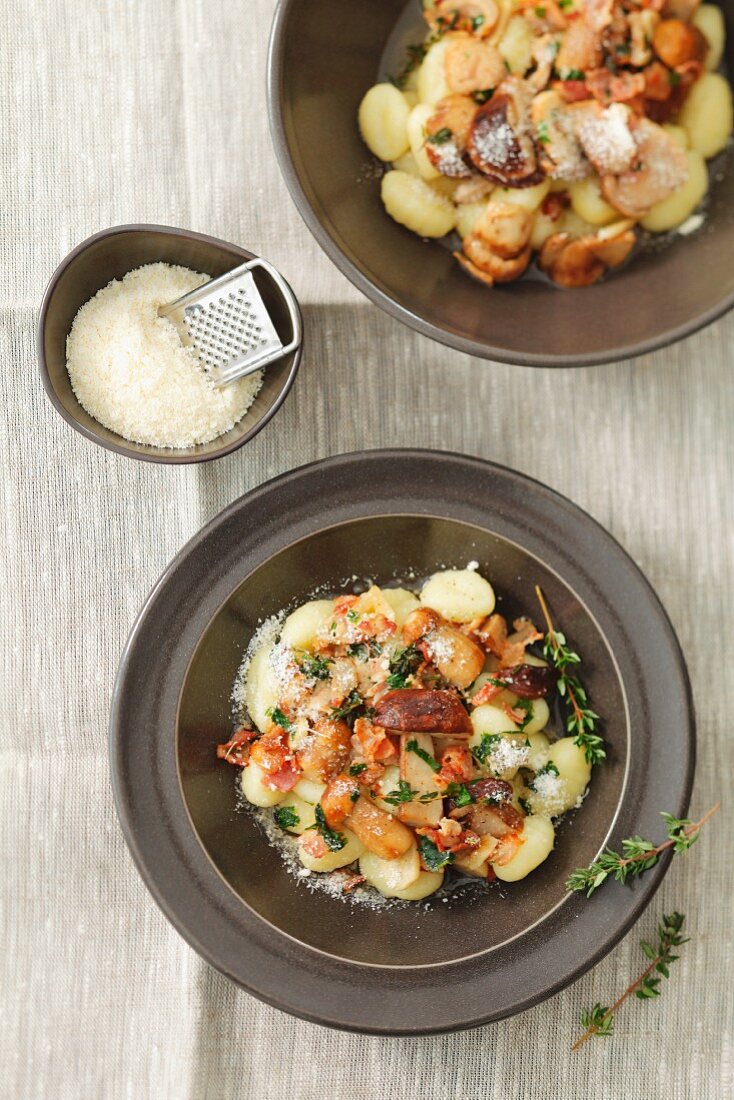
left=350, top=789, right=360, bottom=803
left=519, top=796, right=532, bottom=814
left=273, top=805, right=300, bottom=830
left=265, top=706, right=293, bottom=733
left=428, top=127, right=453, bottom=144
left=535, top=5, right=547, bottom=15
left=406, top=738, right=440, bottom=772
left=296, top=653, right=331, bottom=683
left=419, top=836, right=454, bottom=872
left=558, top=0, right=572, bottom=8
left=387, top=644, right=422, bottom=690
left=668, top=69, right=682, bottom=86
left=313, top=804, right=346, bottom=852
left=349, top=762, right=367, bottom=777
left=472, top=88, right=493, bottom=104
left=565, top=68, right=585, bottom=81
left=346, top=608, right=360, bottom=623
left=445, top=782, right=473, bottom=807
left=471, top=13, right=485, bottom=31
left=537, top=121, right=551, bottom=145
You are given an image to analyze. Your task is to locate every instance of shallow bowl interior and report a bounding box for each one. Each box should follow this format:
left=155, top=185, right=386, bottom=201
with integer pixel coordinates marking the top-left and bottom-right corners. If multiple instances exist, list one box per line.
left=178, top=513, right=626, bottom=968
left=269, top=0, right=734, bottom=365
left=38, top=225, right=301, bottom=463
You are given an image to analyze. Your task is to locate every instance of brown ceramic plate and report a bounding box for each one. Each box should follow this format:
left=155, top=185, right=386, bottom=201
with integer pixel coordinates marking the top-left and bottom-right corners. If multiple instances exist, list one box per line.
left=110, top=450, right=694, bottom=1033
left=267, top=0, right=734, bottom=366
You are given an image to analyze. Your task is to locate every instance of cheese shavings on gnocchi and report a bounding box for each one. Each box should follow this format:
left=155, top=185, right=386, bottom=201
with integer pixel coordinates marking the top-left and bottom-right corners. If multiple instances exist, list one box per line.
left=218, top=568, right=600, bottom=905
left=357, top=0, right=733, bottom=289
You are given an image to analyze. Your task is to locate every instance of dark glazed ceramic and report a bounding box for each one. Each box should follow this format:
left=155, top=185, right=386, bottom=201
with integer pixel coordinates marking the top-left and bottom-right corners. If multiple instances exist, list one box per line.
left=37, top=225, right=302, bottom=463
left=110, top=450, right=694, bottom=1032
left=267, top=0, right=734, bottom=366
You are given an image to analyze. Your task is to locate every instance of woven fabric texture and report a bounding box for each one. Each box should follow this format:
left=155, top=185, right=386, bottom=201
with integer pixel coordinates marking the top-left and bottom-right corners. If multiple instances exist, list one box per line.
left=2, top=1, right=732, bottom=1097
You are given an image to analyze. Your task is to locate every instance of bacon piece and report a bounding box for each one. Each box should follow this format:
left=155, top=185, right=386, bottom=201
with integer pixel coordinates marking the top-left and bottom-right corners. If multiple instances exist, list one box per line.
left=552, top=79, right=592, bottom=102
left=585, top=68, right=646, bottom=104
left=215, top=727, right=258, bottom=767
left=250, top=727, right=301, bottom=790
left=341, top=872, right=366, bottom=894
left=352, top=716, right=399, bottom=765
left=374, top=689, right=473, bottom=737
left=471, top=680, right=504, bottom=706
left=321, top=774, right=361, bottom=828
left=417, top=820, right=480, bottom=856
left=436, top=744, right=475, bottom=788
left=268, top=763, right=301, bottom=792
left=541, top=191, right=571, bottom=221
left=299, top=832, right=330, bottom=860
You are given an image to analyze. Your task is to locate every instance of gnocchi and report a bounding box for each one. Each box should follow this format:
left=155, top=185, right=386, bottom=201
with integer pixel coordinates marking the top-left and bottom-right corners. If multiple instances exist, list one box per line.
left=355, top=2, right=732, bottom=289
left=358, top=83, right=411, bottom=162
left=381, top=170, right=457, bottom=238
left=220, top=568, right=601, bottom=905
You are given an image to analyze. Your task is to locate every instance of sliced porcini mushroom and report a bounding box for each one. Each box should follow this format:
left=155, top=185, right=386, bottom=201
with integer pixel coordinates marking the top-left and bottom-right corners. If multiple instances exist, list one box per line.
left=455, top=244, right=532, bottom=283
left=424, top=0, right=500, bottom=37
left=470, top=201, right=533, bottom=258
left=532, top=91, right=589, bottom=180
left=528, top=35, right=562, bottom=93
left=652, top=18, right=708, bottom=68
left=601, top=117, right=689, bottom=218
left=444, top=31, right=506, bottom=96
left=496, top=662, right=558, bottom=698
left=424, top=94, right=478, bottom=177
left=555, top=19, right=602, bottom=76
left=539, top=222, right=636, bottom=287
left=469, top=800, right=525, bottom=838
left=398, top=733, right=443, bottom=828
left=467, top=77, right=543, bottom=186
left=401, top=605, right=485, bottom=688
left=374, top=689, right=473, bottom=737
left=574, top=101, right=637, bottom=176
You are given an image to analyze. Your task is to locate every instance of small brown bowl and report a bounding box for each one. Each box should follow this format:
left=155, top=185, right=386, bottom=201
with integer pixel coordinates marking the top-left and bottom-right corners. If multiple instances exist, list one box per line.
left=37, top=225, right=302, bottom=463
left=268, top=0, right=734, bottom=366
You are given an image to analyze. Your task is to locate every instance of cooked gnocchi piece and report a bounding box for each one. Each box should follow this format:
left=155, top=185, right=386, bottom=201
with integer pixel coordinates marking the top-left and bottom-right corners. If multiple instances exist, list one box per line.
left=221, top=568, right=601, bottom=904
left=356, top=1, right=732, bottom=289
left=358, top=83, right=411, bottom=162
left=381, top=170, right=457, bottom=238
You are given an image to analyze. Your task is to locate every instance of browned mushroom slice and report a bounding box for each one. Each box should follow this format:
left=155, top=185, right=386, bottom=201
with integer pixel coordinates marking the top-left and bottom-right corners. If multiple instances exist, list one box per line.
left=374, top=689, right=473, bottom=737
left=462, top=229, right=532, bottom=282
left=574, top=102, right=637, bottom=176
left=444, top=32, right=506, bottom=96
left=453, top=251, right=496, bottom=286
left=467, top=78, right=543, bottom=186
left=539, top=224, right=636, bottom=287
left=469, top=800, right=525, bottom=838
left=425, top=94, right=478, bottom=178
left=601, top=117, right=689, bottom=218
left=652, top=18, right=708, bottom=68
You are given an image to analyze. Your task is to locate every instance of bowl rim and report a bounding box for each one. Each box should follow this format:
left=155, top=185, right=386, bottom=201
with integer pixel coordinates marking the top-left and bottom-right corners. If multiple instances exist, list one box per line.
left=36, top=223, right=302, bottom=464
left=266, top=0, right=734, bottom=367
left=109, top=448, right=696, bottom=1033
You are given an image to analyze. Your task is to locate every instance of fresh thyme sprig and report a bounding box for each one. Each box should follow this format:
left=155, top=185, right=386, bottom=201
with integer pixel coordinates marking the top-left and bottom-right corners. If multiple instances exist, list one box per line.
left=572, top=912, right=689, bottom=1051
left=566, top=804, right=720, bottom=896
left=535, top=585, right=605, bottom=765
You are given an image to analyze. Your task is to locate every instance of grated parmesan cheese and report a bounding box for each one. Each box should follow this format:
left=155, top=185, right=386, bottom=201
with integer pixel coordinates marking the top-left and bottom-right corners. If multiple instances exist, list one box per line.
left=66, top=263, right=263, bottom=448
left=488, top=736, right=530, bottom=775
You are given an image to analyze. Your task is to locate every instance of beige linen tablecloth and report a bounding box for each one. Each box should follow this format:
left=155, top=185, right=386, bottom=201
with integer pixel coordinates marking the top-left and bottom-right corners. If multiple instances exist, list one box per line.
left=2, top=1, right=732, bottom=1096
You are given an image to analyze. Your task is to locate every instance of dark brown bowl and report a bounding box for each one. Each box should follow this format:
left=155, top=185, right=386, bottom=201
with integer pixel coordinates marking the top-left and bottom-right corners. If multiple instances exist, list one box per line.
left=37, top=225, right=302, bottom=463
left=110, top=450, right=694, bottom=1033
left=268, top=0, right=734, bottom=366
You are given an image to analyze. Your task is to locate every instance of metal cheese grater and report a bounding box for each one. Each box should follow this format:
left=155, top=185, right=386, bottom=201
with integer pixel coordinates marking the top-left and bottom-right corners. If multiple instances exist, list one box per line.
left=158, top=257, right=301, bottom=386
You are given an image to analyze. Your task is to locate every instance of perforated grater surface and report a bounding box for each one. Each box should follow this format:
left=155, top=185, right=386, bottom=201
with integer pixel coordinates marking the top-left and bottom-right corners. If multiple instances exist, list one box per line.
left=158, top=258, right=301, bottom=386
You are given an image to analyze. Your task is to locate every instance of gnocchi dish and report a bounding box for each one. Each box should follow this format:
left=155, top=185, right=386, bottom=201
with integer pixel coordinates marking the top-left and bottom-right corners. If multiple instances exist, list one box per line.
left=358, top=0, right=732, bottom=288
left=217, top=568, right=594, bottom=903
